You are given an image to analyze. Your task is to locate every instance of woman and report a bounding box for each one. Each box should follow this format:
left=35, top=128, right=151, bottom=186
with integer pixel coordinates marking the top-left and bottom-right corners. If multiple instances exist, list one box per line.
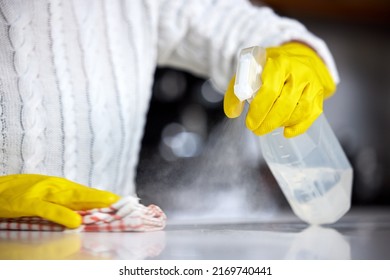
left=0, top=0, right=337, bottom=229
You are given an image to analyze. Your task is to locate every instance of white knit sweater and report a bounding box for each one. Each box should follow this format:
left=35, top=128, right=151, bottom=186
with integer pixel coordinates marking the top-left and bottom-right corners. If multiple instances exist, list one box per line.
left=0, top=0, right=339, bottom=195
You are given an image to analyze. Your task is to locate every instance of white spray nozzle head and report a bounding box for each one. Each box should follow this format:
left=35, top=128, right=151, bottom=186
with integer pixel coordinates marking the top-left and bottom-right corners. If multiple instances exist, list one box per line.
left=234, top=46, right=266, bottom=102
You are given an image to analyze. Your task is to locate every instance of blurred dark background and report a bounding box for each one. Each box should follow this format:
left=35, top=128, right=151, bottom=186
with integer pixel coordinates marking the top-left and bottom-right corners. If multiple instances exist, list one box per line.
left=136, top=0, right=390, bottom=220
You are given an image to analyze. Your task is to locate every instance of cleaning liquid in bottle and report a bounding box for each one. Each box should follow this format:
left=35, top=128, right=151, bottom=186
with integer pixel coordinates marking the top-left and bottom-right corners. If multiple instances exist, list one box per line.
left=234, top=46, right=353, bottom=225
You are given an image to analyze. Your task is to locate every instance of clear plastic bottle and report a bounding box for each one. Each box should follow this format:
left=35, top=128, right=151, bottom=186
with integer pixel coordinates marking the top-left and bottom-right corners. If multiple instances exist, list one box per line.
left=234, top=46, right=353, bottom=225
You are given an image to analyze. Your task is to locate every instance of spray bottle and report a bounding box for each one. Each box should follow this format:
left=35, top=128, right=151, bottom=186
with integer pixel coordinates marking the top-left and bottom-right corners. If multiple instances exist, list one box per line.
left=234, top=46, right=353, bottom=225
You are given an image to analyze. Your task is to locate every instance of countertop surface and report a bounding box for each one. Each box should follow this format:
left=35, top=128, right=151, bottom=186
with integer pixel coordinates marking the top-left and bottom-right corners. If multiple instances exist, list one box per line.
left=1, top=207, right=389, bottom=260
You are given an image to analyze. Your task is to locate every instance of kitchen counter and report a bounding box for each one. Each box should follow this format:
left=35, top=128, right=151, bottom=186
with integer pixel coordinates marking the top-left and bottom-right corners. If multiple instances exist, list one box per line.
left=1, top=207, right=389, bottom=260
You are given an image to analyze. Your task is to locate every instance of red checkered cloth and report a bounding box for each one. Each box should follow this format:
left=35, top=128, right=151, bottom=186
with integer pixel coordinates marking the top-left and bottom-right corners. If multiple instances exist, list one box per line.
left=0, top=196, right=166, bottom=232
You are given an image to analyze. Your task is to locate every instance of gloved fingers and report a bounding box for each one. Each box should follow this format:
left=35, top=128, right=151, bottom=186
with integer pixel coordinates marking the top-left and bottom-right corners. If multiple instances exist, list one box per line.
left=246, top=57, right=285, bottom=131
left=223, top=76, right=245, bottom=118
left=284, top=110, right=322, bottom=138
left=42, top=177, right=120, bottom=210
left=284, top=92, right=323, bottom=138
left=307, top=54, right=336, bottom=99
left=252, top=75, right=306, bottom=135
left=33, top=200, right=83, bottom=229
left=284, top=83, right=323, bottom=128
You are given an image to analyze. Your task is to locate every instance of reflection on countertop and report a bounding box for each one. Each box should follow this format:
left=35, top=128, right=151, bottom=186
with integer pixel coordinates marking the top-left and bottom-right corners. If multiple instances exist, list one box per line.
left=0, top=207, right=389, bottom=260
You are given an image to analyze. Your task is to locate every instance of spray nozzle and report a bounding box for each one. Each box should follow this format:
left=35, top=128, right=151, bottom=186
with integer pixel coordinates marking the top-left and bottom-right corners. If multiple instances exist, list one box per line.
left=234, top=46, right=267, bottom=102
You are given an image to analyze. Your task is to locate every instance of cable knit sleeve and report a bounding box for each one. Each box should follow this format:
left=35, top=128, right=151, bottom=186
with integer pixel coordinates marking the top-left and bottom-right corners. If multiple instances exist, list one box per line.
left=157, top=0, right=339, bottom=91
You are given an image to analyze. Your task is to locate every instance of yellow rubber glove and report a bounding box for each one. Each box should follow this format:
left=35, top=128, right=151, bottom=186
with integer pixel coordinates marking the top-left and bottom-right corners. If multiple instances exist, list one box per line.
left=224, top=42, right=336, bottom=137
left=0, top=174, right=120, bottom=229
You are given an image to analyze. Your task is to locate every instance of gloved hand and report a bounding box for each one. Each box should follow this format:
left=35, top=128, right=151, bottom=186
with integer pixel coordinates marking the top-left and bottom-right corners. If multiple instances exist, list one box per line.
left=224, top=42, right=336, bottom=137
left=0, top=174, right=120, bottom=229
